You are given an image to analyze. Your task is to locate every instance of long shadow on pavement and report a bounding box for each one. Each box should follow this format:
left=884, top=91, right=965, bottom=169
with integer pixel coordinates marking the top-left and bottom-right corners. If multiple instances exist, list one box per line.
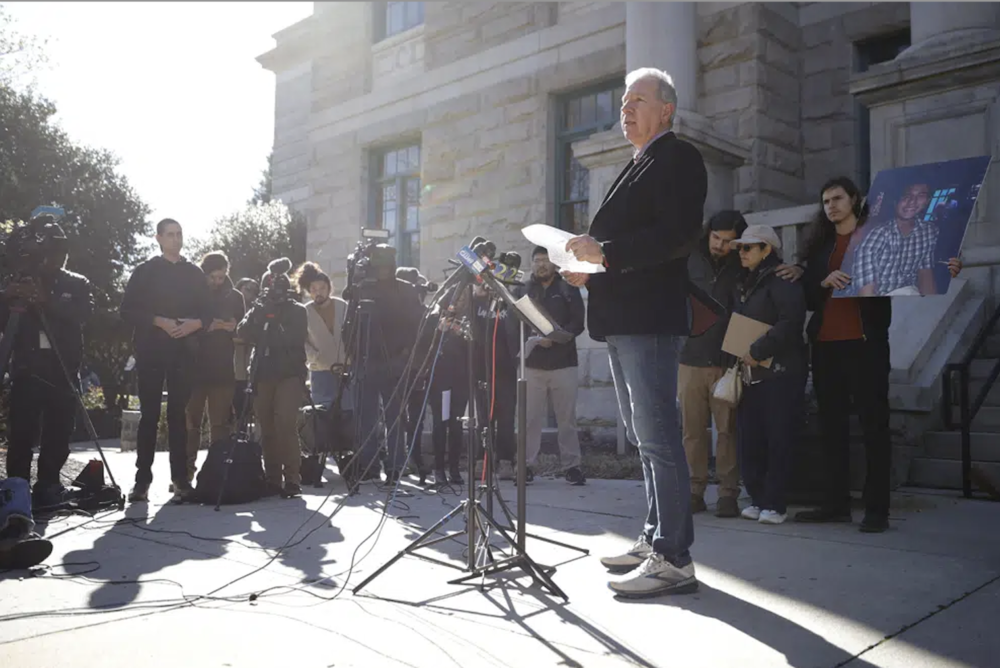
left=59, top=501, right=252, bottom=610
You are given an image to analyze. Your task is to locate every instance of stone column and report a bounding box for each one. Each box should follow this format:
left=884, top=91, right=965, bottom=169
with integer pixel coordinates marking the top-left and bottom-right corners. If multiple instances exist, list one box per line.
left=901, top=2, right=1000, bottom=59
left=625, top=2, right=697, bottom=110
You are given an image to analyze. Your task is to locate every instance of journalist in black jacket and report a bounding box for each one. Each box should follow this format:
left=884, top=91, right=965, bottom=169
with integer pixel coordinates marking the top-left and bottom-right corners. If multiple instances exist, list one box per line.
left=236, top=259, right=308, bottom=496
left=0, top=245, right=93, bottom=501
left=730, top=226, right=807, bottom=524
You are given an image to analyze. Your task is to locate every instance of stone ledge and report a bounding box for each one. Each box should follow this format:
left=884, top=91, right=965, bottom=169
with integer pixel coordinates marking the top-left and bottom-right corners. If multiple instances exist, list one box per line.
left=850, top=38, right=1000, bottom=107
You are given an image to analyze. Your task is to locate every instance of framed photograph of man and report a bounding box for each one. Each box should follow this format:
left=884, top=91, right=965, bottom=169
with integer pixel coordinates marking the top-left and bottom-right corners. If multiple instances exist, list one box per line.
left=834, top=155, right=992, bottom=298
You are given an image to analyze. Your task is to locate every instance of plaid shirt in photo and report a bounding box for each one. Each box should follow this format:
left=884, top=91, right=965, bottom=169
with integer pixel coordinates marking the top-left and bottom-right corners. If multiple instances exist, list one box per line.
left=852, top=219, right=939, bottom=294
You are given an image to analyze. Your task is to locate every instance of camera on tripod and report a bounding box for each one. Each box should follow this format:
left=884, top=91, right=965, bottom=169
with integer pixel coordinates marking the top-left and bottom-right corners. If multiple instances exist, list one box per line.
left=342, top=227, right=391, bottom=301
left=0, top=206, right=69, bottom=294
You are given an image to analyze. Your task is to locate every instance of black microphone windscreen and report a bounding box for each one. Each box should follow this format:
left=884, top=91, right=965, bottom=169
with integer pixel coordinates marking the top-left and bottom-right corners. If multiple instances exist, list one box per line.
left=503, top=251, right=522, bottom=270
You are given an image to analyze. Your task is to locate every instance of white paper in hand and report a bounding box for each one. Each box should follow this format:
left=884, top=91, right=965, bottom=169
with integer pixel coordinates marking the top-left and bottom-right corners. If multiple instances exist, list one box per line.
left=522, top=224, right=606, bottom=274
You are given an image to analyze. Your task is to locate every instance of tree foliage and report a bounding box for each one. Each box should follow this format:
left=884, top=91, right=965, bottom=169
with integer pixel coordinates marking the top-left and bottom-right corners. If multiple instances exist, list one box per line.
left=196, top=200, right=306, bottom=284
left=0, top=6, right=48, bottom=88
left=0, top=84, right=151, bottom=409
left=249, top=151, right=273, bottom=206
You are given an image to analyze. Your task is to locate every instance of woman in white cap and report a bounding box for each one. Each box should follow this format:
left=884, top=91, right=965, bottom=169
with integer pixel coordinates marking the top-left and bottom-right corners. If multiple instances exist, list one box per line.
left=729, top=225, right=808, bottom=525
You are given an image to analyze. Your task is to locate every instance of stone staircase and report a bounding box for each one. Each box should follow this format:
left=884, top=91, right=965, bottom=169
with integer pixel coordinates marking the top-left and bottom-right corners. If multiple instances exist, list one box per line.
left=913, top=353, right=1000, bottom=490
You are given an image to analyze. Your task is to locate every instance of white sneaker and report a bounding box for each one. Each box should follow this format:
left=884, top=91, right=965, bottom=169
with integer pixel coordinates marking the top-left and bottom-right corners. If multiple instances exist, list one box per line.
left=758, top=510, right=787, bottom=525
left=607, top=553, right=698, bottom=598
left=599, top=536, right=652, bottom=574
left=741, top=505, right=761, bottom=520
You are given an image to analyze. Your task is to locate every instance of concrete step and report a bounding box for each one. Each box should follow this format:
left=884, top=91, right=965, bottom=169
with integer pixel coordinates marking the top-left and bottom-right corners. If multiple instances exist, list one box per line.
left=908, top=458, right=1000, bottom=491
left=948, top=406, right=1000, bottom=431
left=922, top=431, right=1000, bottom=462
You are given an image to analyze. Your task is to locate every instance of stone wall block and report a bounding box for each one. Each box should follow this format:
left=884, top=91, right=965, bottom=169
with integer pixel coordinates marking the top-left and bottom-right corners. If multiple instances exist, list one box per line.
left=698, top=34, right=758, bottom=70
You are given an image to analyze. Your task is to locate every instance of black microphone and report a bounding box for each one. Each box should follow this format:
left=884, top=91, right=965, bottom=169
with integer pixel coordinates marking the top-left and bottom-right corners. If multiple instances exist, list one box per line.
left=499, top=251, right=522, bottom=270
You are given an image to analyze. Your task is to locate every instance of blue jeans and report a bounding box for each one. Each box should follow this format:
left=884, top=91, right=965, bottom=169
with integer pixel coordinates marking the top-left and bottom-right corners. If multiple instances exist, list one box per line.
left=606, top=335, right=694, bottom=567
left=309, top=370, right=339, bottom=409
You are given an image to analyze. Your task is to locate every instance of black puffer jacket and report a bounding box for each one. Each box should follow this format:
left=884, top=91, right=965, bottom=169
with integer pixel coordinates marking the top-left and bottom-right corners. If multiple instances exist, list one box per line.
left=734, top=253, right=807, bottom=381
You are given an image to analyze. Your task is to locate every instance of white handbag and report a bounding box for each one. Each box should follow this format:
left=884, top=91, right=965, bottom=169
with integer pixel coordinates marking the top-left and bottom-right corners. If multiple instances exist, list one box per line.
left=712, top=363, right=743, bottom=407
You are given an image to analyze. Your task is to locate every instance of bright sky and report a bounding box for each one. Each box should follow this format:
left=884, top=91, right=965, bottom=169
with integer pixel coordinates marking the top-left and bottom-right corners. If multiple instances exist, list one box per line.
left=3, top=1, right=312, bottom=242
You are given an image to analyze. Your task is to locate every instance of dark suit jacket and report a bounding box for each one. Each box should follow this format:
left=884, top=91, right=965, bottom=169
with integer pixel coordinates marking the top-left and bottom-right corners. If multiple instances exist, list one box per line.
left=585, top=131, right=708, bottom=341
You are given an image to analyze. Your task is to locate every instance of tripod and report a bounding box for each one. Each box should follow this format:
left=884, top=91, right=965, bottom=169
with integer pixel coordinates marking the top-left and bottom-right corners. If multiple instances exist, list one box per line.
left=0, top=297, right=125, bottom=510
left=352, top=278, right=578, bottom=601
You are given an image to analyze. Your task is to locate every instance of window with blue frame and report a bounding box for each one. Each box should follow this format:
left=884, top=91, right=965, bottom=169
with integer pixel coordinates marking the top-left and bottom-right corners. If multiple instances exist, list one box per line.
left=556, top=80, right=625, bottom=232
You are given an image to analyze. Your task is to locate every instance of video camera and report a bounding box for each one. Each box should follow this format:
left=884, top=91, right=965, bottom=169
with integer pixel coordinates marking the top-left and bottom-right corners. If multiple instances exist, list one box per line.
left=0, top=206, right=69, bottom=289
left=342, top=227, right=392, bottom=299
left=255, top=257, right=298, bottom=307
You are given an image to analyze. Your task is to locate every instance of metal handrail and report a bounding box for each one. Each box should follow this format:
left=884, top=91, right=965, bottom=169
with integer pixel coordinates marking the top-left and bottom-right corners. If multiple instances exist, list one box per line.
left=942, top=300, right=1000, bottom=498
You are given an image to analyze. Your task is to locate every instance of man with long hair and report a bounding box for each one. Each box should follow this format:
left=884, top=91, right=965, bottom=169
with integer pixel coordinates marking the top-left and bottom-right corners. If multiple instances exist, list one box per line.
left=792, top=178, right=962, bottom=533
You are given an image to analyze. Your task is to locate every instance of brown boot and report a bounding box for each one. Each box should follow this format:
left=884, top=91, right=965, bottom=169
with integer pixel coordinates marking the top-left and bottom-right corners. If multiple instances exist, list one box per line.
left=715, top=496, right=739, bottom=518
left=691, top=494, right=707, bottom=513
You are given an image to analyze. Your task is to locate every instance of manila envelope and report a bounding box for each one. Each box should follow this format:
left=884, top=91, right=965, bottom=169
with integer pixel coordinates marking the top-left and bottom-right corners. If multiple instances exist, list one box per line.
left=722, top=313, right=773, bottom=368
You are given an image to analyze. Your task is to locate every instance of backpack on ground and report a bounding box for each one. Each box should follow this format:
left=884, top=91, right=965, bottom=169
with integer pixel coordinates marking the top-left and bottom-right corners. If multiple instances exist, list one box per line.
left=194, top=433, right=266, bottom=505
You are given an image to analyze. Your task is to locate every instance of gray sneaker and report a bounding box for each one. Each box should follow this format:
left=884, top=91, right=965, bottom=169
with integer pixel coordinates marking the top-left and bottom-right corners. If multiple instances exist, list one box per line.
left=497, top=460, right=515, bottom=481
left=599, top=536, right=653, bottom=574
left=608, top=553, right=699, bottom=598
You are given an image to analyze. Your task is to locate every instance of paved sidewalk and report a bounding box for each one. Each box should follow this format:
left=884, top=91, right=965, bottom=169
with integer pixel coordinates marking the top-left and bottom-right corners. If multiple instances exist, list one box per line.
left=2, top=445, right=999, bottom=668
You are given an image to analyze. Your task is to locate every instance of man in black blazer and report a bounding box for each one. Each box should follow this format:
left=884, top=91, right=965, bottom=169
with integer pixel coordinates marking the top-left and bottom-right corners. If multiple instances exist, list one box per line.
left=565, top=67, right=707, bottom=598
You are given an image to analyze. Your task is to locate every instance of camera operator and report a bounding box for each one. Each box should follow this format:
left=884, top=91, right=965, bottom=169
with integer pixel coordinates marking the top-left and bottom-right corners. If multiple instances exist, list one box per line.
left=352, top=245, right=424, bottom=486
left=0, top=216, right=93, bottom=508
left=236, top=258, right=308, bottom=498
left=120, top=218, right=212, bottom=504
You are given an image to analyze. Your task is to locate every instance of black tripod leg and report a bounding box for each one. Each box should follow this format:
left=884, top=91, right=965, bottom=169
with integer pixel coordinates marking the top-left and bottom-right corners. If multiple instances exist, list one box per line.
left=352, top=499, right=469, bottom=595
left=34, top=309, right=124, bottom=505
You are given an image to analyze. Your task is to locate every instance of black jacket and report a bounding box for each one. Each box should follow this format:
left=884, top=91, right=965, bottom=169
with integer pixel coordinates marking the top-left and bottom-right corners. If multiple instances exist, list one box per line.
left=735, top=254, right=807, bottom=381
left=585, top=132, right=707, bottom=340
left=473, top=294, right=518, bottom=380
left=120, top=256, right=213, bottom=362
left=357, top=277, right=425, bottom=368
left=680, top=241, right=742, bottom=368
left=0, top=269, right=92, bottom=378
left=193, top=277, right=246, bottom=385
left=522, top=274, right=585, bottom=370
left=801, top=236, right=892, bottom=345
left=236, top=297, right=307, bottom=382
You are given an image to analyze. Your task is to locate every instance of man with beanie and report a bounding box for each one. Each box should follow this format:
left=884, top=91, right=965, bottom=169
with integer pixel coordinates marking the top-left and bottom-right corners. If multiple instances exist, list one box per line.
left=120, top=219, right=212, bottom=504
left=184, top=251, right=246, bottom=483
left=237, top=258, right=308, bottom=498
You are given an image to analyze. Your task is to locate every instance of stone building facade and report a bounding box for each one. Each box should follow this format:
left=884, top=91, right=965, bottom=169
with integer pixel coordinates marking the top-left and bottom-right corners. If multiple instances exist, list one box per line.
left=260, top=2, right=1000, bottom=486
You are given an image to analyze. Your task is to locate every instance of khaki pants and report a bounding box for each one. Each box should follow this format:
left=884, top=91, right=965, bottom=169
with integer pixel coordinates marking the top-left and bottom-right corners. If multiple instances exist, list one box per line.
left=185, top=383, right=235, bottom=481
left=525, top=366, right=582, bottom=470
left=678, top=364, right=739, bottom=499
left=254, top=376, right=304, bottom=487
